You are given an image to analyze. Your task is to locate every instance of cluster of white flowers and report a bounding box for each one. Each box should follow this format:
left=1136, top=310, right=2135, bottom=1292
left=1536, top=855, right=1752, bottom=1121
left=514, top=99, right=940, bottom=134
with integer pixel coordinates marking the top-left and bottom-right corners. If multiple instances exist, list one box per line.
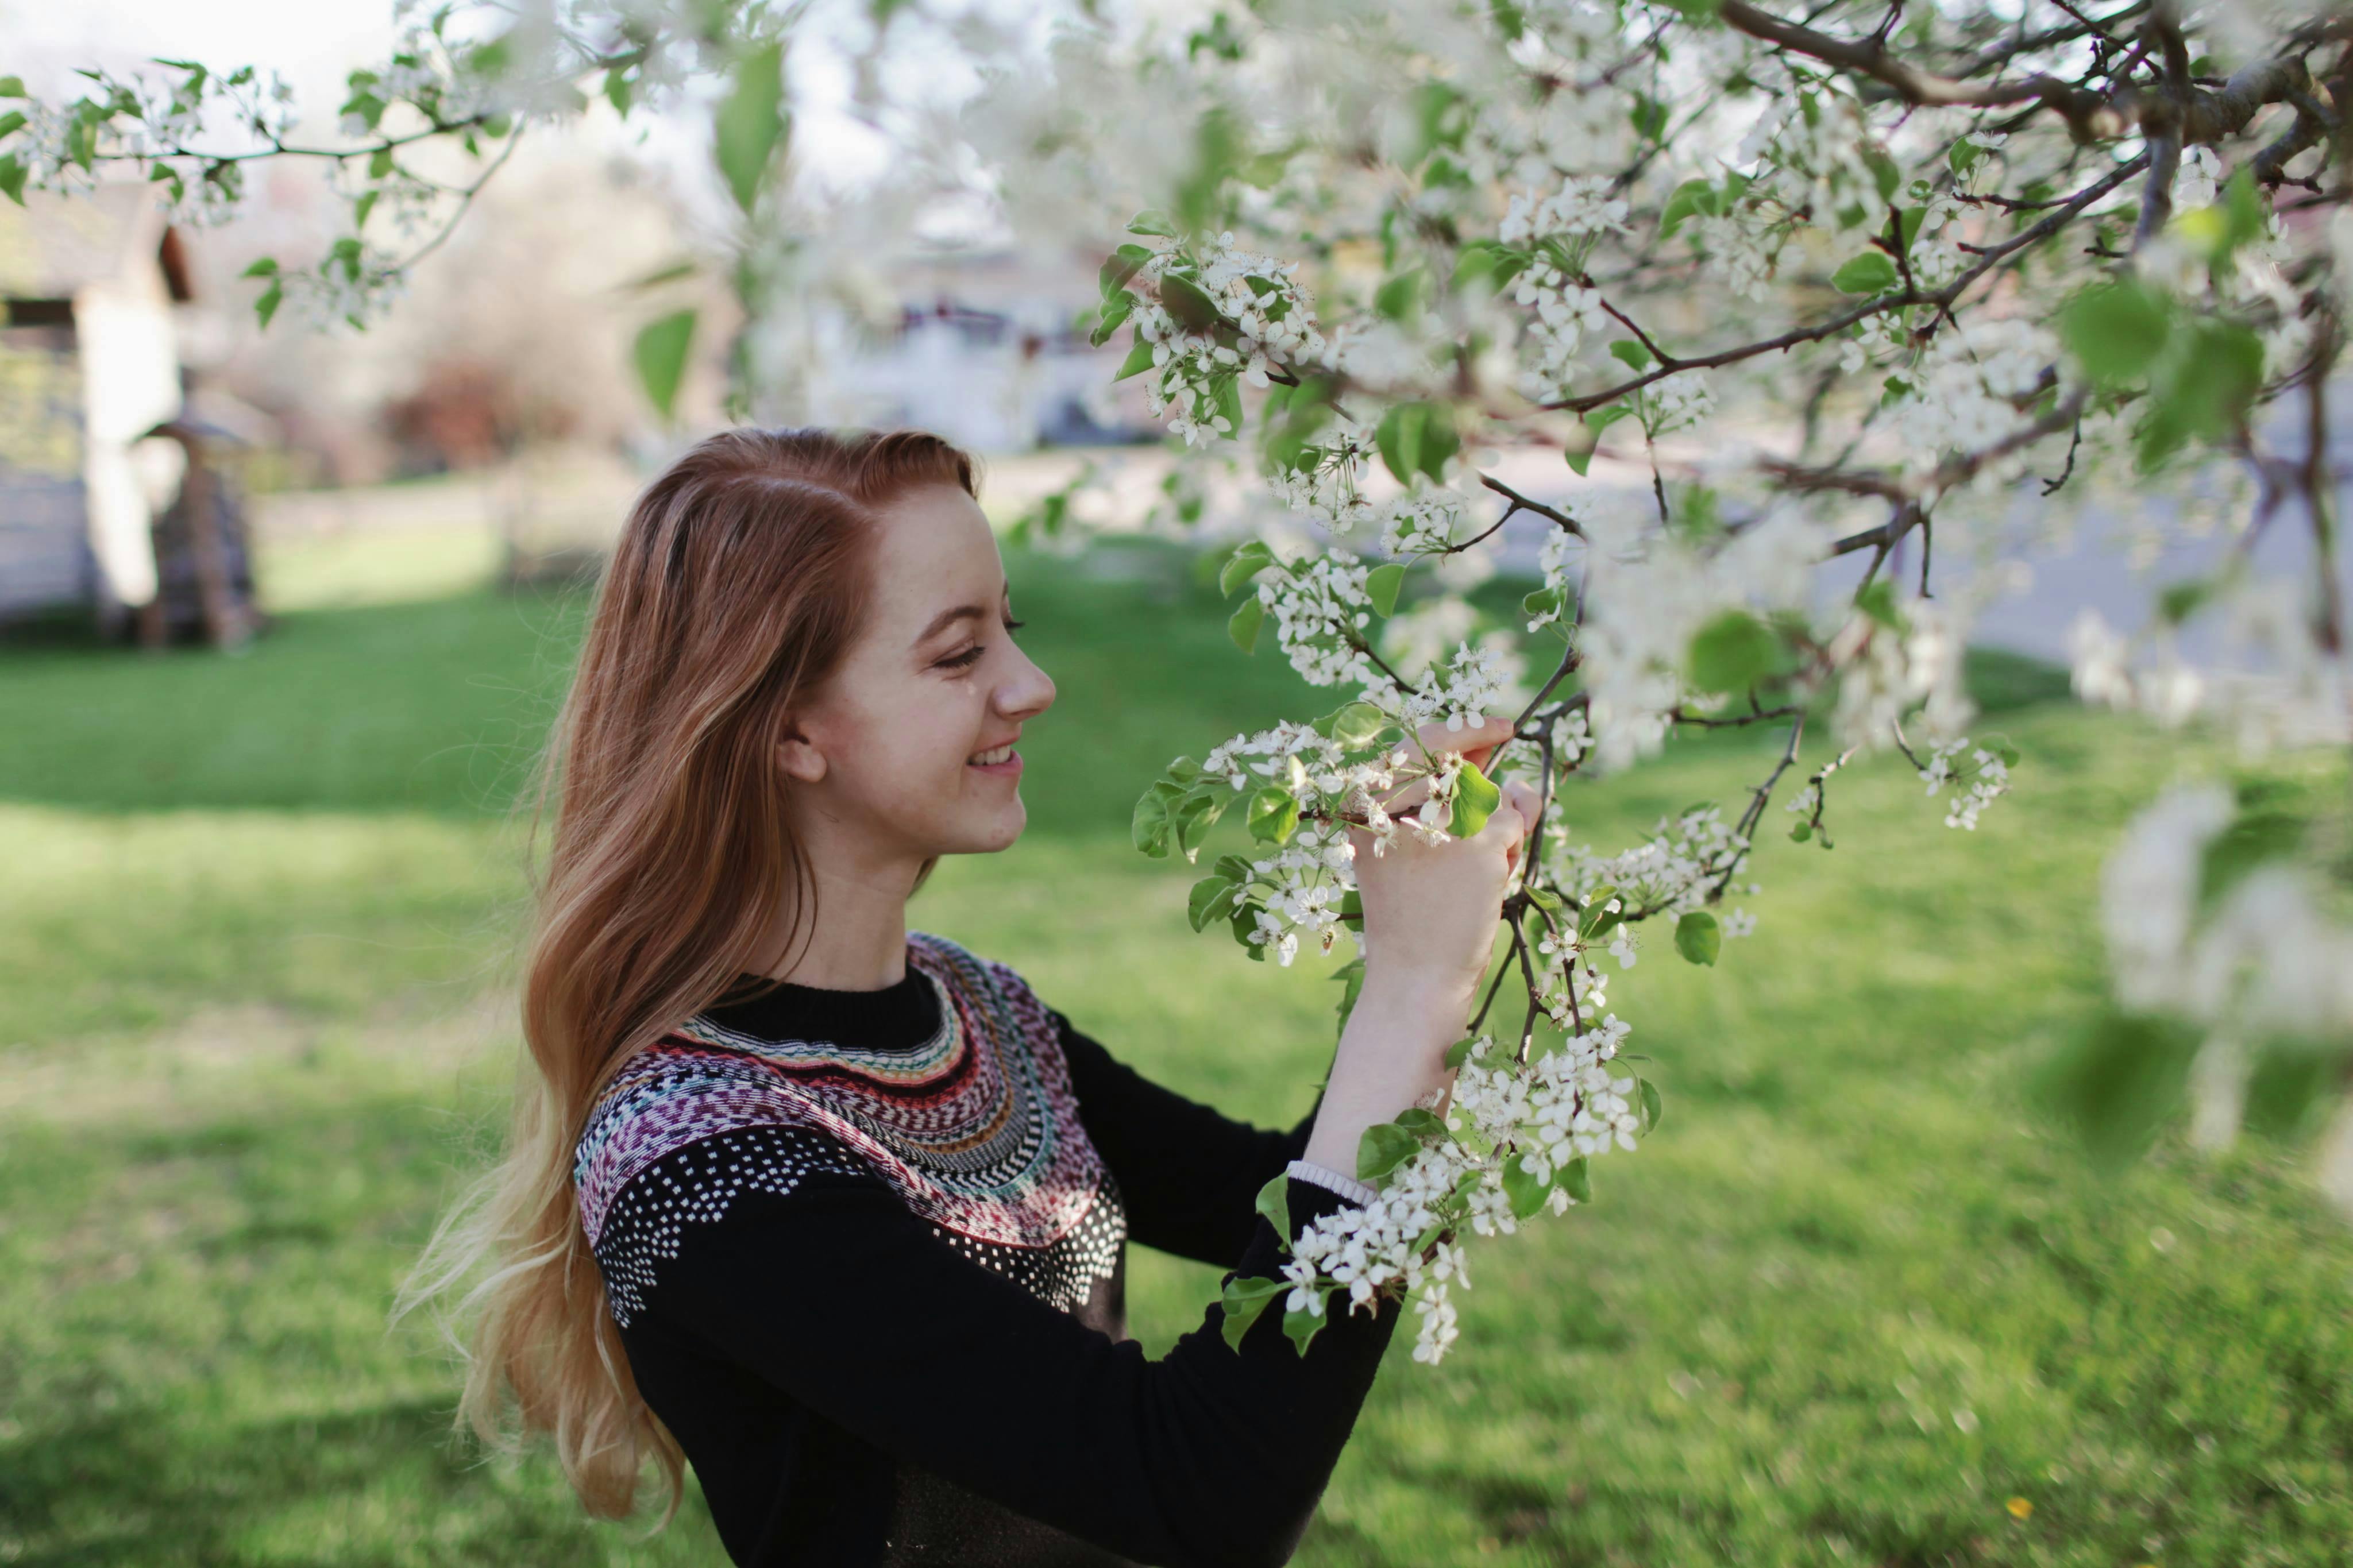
left=1131, top=233, right=1328, bottom=446
left=1393, top=639, right=1523, bottom=732
left=1547, top=806, right=1753, bottom=945
left=1500, top=173, right=1631, bottom=247
left=1282, top=1010, right=1649, bottom=1363
left=1245, top=820, right=1357, bottom=965
left=1510, top=264, right=1609, bottom=401
left=1829, top=595, right=1974, bottom=747
left=1256, top=553, right=1378, bottom=687
left=1266, top=418, right=1380, bottom=535
left=1889, top=317, right=2059, bottom=476
left=1641, top=370, right=1715, bottom=437
left=1525, top=527, right=1582, bottom=632
left=1684, top=207, right=1778, bottom=300
left=1380, top=488, right=1473, bottom=558
left=1917, top=736, right=2012, bottom=830
left=1739, top=87, right=1887, bottom=233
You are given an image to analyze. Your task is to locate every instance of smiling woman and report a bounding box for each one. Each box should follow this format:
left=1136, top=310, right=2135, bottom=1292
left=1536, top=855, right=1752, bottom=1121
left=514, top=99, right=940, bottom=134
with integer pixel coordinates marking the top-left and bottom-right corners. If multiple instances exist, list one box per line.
left=398, top=425, right=1534, bottom=1568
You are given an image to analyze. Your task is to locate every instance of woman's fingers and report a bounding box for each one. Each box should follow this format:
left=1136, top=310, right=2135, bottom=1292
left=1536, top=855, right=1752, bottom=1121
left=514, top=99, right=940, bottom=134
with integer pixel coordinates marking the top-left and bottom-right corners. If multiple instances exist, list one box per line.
left=1414, top=713, right=1517, bottom=772
left=1499, top=778, right=1541, bottom=839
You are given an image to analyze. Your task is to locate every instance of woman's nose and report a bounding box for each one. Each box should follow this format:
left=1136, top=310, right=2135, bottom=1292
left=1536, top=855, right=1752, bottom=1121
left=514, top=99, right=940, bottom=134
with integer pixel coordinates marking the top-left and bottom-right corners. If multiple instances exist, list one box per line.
left=997, top=644, right=1055, bottom=720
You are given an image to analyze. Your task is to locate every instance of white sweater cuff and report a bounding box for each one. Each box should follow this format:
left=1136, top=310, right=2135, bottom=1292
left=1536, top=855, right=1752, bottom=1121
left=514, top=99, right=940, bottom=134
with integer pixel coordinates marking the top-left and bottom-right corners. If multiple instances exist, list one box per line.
left=1285, top=1158, right=1380, bottom=1209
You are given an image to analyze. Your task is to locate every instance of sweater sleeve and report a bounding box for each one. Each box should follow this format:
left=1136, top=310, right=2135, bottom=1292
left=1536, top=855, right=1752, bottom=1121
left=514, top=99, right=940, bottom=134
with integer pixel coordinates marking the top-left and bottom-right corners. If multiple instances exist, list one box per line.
left=1051, top=1010, right=1322, bottom=1268
left=642, top=1156, right=1399, bottom=1568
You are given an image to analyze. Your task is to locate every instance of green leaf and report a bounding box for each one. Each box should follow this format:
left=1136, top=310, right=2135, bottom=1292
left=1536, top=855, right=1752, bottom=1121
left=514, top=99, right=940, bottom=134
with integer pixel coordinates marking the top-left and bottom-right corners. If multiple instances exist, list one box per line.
left=1255, top=1172, right=1291, bottom=1241
left=712, top=40, right=786, bottom=213
left=1227, top=596, right=1265, bottom=654
left=2059, top=281, right=2170, bottom=387
left=1114, top=336, right=1156, bottom=382
left=1357, top=1120, right=1421, bottom=1183
left=1158, top=272, right=1223, bottom=333
left=1558, top=1156, right=1591, bottom=1203
left=1502, top=1152, right=1550, bottom=1218
left=353, top=190, right=379, bottom=230
left=1213, top=853, right=1256, bottom=885
left=1607, top=338, right=1652, bottom=372
left=1579, top=885, right=1622, bottom=942
left=1209, top=373, right=1244, bottom=439
left=1087, top=294, right=1133, bottom=347
left=631, top=308, right=697, bottom=420
left=1173, top=789, right=1226, bottom=860
left=1283, top=1301, right=1328, bottom=1355
left=1375, top=401, right=1458, bottom=484
left=1658, top=177, right=1714, bottom=238
left=253, top=280, right=283, bottom=330
left=1639, top=1077, right=1664, bottom=1131
left=1565, top=445, right=1594, bottom=478
left=1686, top=609, right=1777, bottom=696
left=0, top=76, right=25, bottom=98
left=1448, top=758, right=1501, bottom=840
left=1132, top=779, right=1183, bottom=858
left=1394, top=1107, right=1448, bottom=1138
left=1245, top=785, right=1299, bottom=845
left=1188, top=875, right=1238, bottom=932
left=1854, top=578, right=1905, bottom=632
left=1444, top=1035, right=1482, bottom=1069
left=1321, top=700, right=1388, bottom=748
left=1830, top=251, right=1900, bottom=295
left=241, top=257, right=280, bottom=279
left=1374, top=267, right=1426, bottom=322
left=1127, top=208, right=1178, bottom=237
left=1365, top=562, right=1406, bottom=617
left=1100, top=243, right=1151, bottom=299
left=1675, top=909, right=1721, bottom=967
left=1789, top=820, right=1812, bottom=843
left=1220, top=1275, right=1284, bottom=1351
left=1587, top=403, right=1635, bottom=436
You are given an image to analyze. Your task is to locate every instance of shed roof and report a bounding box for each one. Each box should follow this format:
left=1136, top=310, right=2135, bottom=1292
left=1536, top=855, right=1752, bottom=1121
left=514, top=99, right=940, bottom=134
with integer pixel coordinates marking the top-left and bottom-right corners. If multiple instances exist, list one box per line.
left=0, top=183, right=190, bottom=302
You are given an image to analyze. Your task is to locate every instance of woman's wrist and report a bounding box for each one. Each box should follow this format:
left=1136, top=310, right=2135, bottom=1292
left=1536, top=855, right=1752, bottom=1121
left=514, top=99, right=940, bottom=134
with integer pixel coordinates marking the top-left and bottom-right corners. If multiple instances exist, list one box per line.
left=1302, top=976, right=1466, bottom=1173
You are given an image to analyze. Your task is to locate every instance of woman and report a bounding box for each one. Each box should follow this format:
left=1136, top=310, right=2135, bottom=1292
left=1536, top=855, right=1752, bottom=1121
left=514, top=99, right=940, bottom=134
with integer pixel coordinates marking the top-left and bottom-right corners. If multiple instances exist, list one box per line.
left=405, top=427, right=1536, bottom=1567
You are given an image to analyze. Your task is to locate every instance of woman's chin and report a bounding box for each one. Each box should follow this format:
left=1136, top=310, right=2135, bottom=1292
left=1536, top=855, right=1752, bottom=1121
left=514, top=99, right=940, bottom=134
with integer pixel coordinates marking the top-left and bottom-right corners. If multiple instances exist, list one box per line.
left=942, top=802, right=1027, bottom=857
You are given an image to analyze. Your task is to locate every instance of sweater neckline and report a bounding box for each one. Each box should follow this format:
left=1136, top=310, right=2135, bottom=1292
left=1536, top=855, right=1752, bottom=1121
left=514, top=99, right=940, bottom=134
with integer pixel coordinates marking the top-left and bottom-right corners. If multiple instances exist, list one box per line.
left=699, top=951, right=943, bottom=1054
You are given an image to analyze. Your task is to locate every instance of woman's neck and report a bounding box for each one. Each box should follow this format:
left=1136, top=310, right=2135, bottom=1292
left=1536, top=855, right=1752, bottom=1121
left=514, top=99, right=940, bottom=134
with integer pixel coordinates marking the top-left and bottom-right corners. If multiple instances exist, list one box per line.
left=754, top=858, right=918, bottom=991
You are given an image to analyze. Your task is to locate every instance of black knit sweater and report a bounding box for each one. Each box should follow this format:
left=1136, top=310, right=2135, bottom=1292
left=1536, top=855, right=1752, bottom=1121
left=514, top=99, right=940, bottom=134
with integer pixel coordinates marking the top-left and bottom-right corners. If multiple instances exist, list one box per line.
left=573, top=932, right=1402, bottom=1567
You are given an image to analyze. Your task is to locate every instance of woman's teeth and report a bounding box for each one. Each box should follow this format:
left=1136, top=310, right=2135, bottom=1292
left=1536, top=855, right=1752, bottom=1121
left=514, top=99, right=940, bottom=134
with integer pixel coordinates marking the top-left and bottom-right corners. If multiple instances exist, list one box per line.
left=969, top=744, right=1015, bottom=766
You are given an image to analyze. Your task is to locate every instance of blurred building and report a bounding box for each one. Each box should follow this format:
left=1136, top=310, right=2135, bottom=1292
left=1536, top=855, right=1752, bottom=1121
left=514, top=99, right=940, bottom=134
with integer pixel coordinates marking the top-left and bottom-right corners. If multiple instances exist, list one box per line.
left=0, top=184, right=257, bottom=643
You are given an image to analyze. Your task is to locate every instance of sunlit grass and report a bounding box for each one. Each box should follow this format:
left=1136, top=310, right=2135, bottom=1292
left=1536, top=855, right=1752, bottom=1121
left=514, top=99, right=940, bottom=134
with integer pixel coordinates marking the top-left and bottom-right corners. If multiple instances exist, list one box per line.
left=2, top=527, right=2348, bottom=1566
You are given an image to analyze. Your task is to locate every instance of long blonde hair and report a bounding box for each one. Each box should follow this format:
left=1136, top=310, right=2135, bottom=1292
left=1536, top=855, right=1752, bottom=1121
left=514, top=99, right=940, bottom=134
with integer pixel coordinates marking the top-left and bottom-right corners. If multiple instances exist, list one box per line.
left=397, top=426, right=980, bottom=1521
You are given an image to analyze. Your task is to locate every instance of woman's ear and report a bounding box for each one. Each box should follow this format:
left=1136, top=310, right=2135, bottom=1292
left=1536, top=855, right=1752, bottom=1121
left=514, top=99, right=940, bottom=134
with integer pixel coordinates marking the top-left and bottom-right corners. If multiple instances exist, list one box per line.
left=777, top=727, right=828, bottom=785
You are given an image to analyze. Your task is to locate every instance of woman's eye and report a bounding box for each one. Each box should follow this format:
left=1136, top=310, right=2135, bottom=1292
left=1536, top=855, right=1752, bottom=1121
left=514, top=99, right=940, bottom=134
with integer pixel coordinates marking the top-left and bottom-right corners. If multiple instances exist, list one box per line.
left=936, top=645, right=986, bottom=671
left=1004, top=617, right=1027, bottom=634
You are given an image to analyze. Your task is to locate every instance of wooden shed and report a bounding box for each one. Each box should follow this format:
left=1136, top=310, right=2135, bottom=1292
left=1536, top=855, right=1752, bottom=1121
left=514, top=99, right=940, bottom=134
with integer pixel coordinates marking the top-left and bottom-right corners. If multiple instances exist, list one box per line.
left=0, top=184, right=257, bottom=644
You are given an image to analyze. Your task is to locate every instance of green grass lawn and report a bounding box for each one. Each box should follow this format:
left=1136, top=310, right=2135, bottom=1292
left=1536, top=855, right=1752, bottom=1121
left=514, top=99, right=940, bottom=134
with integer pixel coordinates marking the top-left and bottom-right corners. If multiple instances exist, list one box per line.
left=2, top=523, right=2348, bottom=1566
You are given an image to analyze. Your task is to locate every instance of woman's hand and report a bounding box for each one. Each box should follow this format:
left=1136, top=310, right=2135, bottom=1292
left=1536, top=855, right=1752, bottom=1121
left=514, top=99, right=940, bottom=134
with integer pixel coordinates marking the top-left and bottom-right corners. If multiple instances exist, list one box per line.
left=1351, top=715, right=1540, bottom=1014
left=1302, top=715, right=1539, bottom=1176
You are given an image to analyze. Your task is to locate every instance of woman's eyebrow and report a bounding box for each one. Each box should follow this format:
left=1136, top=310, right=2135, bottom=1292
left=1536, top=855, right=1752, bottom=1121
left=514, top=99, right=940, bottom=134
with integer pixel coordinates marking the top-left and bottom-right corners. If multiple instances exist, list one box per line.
left=914, top=604, right=988, bottom=644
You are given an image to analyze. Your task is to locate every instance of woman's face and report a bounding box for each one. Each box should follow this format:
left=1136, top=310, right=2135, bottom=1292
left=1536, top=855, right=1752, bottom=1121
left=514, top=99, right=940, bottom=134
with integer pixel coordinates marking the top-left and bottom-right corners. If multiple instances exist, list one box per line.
left=779, top=482, right=1056, bottom=873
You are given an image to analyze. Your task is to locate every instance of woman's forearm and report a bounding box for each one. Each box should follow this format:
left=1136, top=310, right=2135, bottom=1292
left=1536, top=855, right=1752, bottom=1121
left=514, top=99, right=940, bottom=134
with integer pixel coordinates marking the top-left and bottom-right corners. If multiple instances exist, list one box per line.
left=1299, top=975, right=1465, bottom=1175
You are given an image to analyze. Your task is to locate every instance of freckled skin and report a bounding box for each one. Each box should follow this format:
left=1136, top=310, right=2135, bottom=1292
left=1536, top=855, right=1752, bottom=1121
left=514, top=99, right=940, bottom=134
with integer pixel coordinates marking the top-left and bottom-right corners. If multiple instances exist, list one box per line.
left=781, top=484, right=1057, bottom=875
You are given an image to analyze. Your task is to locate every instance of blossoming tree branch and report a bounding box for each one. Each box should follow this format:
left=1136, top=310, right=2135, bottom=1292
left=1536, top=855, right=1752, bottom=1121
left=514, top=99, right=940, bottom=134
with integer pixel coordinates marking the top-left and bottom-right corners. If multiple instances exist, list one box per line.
left=18, top=0, right=2353, bottom=1362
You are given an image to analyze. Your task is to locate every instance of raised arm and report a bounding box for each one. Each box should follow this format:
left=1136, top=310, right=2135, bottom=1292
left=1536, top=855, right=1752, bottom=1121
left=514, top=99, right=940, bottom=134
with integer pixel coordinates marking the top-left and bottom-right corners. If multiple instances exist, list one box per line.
left=639, top=1153, right=1399, bottom=1568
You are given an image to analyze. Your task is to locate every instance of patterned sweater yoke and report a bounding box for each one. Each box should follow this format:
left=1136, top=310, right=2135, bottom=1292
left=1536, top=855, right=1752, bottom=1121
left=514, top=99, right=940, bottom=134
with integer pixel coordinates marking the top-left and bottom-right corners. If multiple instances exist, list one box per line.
left=573, top=932, right=1117, bottom=1327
